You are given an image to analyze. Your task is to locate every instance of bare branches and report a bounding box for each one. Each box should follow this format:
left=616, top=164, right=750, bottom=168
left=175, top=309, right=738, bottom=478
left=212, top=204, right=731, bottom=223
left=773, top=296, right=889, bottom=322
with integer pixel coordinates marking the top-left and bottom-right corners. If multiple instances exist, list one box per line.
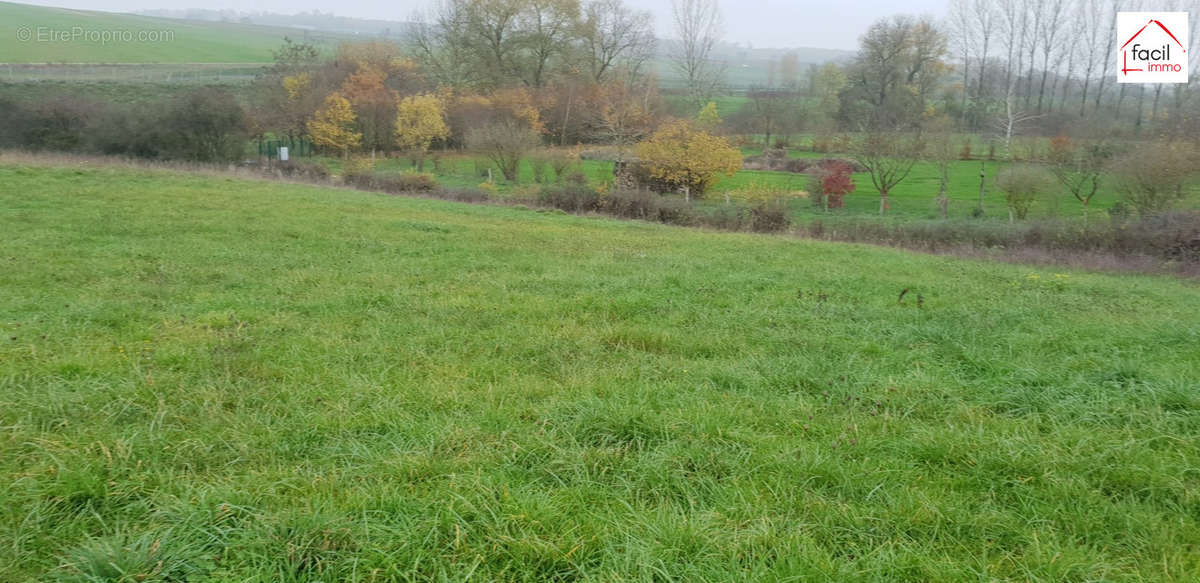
left=670, top=0, right=724, bottom=101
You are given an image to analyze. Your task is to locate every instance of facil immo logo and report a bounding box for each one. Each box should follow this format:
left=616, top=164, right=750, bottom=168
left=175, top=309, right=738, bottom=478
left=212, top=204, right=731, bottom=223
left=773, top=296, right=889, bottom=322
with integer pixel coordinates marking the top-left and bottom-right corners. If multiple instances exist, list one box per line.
left=1117, top=12, right=1189, bottom=84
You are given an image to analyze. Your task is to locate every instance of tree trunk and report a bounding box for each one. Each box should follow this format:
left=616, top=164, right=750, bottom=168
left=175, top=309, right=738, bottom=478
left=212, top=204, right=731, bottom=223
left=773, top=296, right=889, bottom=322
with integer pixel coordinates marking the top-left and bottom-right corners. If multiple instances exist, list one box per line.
left=938, top=165, right=949, bottom=219
left=879, top=189, right=888, bottom=215
left=1151, top=84, right=1163, bottom=125
left=978, top=160, right=987, bottom=213
left=1079, top=77, right=1090, bottom=117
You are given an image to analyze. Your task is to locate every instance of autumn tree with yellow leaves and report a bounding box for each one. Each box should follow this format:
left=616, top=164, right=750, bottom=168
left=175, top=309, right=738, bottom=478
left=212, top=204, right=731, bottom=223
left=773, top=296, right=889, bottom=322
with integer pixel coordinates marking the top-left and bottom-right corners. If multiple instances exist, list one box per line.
left=696, top=101, right=722, bottom=131
left=634, top=119, right=741, bottom=200
left=395, top=94, right=451, bottom=171
left=308, top=93, right=362, bottom=158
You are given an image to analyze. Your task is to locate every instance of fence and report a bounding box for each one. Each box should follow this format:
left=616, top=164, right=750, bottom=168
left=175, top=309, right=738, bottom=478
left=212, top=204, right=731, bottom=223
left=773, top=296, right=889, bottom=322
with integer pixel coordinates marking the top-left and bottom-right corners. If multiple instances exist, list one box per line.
left=258, top=137, right=314, bottom=160
left=0, top=63, right=268, bottom=84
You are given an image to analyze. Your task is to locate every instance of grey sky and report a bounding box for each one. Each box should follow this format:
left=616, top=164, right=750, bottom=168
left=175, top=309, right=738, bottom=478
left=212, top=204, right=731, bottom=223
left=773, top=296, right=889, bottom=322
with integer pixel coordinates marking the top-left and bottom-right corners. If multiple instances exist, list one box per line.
left=16, top=0, right=949, bottom=50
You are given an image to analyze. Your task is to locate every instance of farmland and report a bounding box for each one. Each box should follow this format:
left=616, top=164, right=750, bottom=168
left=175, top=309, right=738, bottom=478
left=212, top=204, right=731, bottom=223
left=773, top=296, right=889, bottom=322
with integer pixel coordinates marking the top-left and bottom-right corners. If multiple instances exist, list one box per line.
left=1, top=161, right=1198, bottom=580
left=0, top=1, right=305, bottom=64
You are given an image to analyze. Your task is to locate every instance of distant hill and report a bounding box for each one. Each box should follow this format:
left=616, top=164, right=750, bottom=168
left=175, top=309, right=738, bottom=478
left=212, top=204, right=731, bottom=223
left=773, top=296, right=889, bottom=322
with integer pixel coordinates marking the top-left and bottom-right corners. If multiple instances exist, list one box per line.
left=0, top=2, right=350, bottom=63
left=0, top=1, right=852, bottom=86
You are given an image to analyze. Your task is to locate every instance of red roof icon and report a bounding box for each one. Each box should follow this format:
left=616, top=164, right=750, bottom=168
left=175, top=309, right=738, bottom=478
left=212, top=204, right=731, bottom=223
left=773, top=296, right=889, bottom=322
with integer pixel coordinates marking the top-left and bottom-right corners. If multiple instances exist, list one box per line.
left=1121, top=19, right=1187, bottom=52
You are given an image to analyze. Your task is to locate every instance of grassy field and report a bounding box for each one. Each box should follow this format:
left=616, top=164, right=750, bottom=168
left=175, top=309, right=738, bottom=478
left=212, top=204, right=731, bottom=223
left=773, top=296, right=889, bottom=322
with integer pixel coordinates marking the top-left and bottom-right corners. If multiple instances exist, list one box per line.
left=1, top=160, right=1198, bottom=580
left=0, top=2, right=314, bottom=63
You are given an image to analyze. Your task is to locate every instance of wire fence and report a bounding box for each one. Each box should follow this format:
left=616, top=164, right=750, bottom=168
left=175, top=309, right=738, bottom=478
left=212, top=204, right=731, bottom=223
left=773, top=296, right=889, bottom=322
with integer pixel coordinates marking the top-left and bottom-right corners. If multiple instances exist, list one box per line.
left=0, top=63, right=268, bottom=84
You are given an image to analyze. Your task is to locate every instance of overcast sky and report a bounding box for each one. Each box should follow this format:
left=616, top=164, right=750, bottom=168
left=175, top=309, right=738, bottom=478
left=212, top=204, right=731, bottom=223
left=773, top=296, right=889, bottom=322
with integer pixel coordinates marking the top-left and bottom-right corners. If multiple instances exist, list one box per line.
left=16, top=0, right=949, bottom=50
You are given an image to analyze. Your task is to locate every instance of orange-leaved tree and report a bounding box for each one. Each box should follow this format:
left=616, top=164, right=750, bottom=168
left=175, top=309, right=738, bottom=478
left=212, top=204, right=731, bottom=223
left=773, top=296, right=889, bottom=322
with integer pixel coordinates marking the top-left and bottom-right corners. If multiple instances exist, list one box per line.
left=634, top=119, right=742, bottom=200
left=308, top=92, right=362, bottom=158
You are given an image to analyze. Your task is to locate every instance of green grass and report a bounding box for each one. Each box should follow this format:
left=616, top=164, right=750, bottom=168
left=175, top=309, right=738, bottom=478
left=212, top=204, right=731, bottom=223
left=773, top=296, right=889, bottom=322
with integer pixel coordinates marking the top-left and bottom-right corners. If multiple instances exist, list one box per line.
left=0, top=1, right=318, bottom=63
left=2, top=160, right=1199, bottom=580
left=315, top=150, right=1179, bottom=223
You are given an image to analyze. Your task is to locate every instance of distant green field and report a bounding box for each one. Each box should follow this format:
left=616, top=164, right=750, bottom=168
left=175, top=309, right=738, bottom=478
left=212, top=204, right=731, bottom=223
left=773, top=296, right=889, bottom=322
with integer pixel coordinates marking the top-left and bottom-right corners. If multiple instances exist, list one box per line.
left=2, top=161, right=1198, bottom=580
left=0, top=1, right=305, bottom=63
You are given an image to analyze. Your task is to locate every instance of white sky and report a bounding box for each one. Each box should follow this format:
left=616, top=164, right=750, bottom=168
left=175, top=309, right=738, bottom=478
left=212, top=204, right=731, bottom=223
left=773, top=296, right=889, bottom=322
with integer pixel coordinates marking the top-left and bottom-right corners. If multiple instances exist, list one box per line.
left=14, top=0, right=950, bottom=50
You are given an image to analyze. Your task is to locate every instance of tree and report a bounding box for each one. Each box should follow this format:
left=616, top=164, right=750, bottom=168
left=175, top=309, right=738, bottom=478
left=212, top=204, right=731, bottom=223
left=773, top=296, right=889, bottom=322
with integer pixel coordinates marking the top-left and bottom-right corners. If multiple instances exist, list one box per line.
left=270, top=37, right=320, bottom=76
left=467, top=118, right=542, bottom=182
left=467, top=0, right=526, bottom=87
left=340, top=65, right=399, bottom=154
left=395, top=94, right=451, bottom=171
left=810, top=161, right=856, bottom=211
left=1034, top=0, right=1068, bottom=113
left=1074, top=0, right=1107, bottom=117
left=163, top=89, right=248, bottom=163
left=972, top=0, right=998, bottom=98
left=744, top=89, right=799, bottom=148
left=670, top=0, right=724, bottom=102
left=634, top=119, right=741, bottom=200
left=308, top=93, right=362, bottom=157
left=996, top=164, right=1050, bottom=222
left=411, top=0, right=481, bottom=88
left=1049, top=137, right=1111, bottom=220
left=1110, top=141, right=1196, bottom=216
left=579, top=0, right=654, bottom=83
left=778, top=52, right=800, bottom=89
left=926, top=117, right=957, bottom=219
left=840, top=15, right=947, bottom=131
left=856, top=132, right=923, bottom=215
left=696, top=101, right=721, bottom=131
left=592, top=77, right=657, bottom=163
left=519, top=0, right=580, bottom=87
left=809, top=63, right=846, bottom=129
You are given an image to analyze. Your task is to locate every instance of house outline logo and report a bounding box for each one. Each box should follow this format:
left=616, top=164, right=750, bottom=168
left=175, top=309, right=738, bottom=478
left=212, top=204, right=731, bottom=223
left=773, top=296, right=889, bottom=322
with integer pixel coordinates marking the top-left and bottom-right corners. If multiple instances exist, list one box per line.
left=1117, top=12, right=1189, bottom=84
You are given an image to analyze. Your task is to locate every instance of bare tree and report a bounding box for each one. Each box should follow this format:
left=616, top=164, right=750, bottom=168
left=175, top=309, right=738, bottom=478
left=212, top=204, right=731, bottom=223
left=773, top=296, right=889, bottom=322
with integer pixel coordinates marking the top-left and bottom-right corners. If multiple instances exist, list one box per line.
left=997, top=0, right=1023, bottom=96
left=579, top=0, right=655, bottom=83
left=467, top=118, right=542, bottom=182
left=856, top=131, right=924, bottom=215
left=972, top=0, right=998, bottom=98
left=994, top=75, right=1040, bottom=160
left=926, top=117, right=957, bottom=219
left=1075, top=0, right=1107, bottom=117
left=1022, top=0, right=1044, bottom=110
left=1034, top=0, right=1067, bottom=113
left=948, top=0, right=975, bottom=117
left=411, top=0, right=480, bottom=88
left=670, top=0, right=724, bottom=101
left=1050, top=141, right=1111, bottom=222
left=1094, top=0, right=1119, bottom=112
left=519, top=0, right=580, bottom=87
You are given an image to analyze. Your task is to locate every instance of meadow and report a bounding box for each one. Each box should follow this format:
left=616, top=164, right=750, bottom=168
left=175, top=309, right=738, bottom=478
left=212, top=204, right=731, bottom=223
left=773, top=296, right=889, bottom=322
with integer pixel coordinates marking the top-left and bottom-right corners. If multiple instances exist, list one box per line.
left=1, top=159, right=1198, bottom=581
left=318, top=147, right=1140, bottom=223
left=0, top=1, right=318, bottom=64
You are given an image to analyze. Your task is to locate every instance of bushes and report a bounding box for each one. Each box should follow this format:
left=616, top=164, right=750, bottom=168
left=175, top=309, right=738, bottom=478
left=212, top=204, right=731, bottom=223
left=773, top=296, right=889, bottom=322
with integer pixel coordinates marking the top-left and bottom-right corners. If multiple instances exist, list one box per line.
left=0, top=89, right=247, bottom=163
left=343, top=170, right=438, bottom=193
left=538, top=185, right=603, bottom=213
left=997, top=165, right=1052, bottom=222
left=794, top=212, right=1200, bottom=264
left=749, top=200, right=791, bottom=232
left=274, top=160, right=331, bottom=181
left=160, top=88, right=247, bottom=162
left=537, top=186, right=699, bottom=225
left=1110, top=141, right=1196, bottom=216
